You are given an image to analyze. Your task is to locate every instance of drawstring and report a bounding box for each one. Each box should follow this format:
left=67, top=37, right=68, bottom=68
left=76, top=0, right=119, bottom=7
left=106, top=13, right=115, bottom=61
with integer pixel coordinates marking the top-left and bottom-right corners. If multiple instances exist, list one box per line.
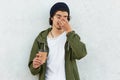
left=67, top=42, right=69, bottom=51
left=44, top=43, right=46, bottom=51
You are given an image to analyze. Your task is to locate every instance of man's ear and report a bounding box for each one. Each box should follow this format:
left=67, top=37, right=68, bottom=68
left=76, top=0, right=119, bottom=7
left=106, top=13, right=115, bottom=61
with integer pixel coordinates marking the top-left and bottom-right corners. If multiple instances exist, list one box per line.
left=51, top=17, right=53, bottom=21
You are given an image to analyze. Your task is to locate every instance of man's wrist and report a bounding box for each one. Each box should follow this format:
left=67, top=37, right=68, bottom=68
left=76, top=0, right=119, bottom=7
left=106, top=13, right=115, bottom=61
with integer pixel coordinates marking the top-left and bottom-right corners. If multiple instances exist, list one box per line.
left=66, top=28, right=72, bottom=34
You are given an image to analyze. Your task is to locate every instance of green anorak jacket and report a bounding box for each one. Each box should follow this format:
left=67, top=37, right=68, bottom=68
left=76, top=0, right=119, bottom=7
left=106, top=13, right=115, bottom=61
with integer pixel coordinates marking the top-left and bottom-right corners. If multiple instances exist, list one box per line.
left=28, top=28, right=87, bottom=80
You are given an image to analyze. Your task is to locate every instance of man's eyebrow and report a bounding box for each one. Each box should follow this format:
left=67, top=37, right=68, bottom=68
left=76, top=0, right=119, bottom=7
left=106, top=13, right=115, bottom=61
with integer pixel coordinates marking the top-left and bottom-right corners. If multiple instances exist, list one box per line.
left=55, top=14, right=61, bottom=16
left=56, top=14, right=68, bottom=17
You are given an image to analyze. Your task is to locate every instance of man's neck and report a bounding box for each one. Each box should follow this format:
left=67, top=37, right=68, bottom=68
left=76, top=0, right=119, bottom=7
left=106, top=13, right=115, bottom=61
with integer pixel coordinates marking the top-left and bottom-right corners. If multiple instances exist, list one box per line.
left=50, top=26, right=64, bottom=38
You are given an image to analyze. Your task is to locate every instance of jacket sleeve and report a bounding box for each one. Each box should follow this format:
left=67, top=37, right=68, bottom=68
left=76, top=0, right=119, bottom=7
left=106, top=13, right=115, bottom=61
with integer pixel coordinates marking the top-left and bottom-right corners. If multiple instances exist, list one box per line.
left=28, top=38, right=41, bottom=75
left=66, top=31, right=87, bottom=60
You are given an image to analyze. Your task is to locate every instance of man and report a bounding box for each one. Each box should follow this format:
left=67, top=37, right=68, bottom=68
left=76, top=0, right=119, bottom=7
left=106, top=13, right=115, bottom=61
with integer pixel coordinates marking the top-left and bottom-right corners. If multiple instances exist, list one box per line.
left=28, top=2, right=87, bottom=80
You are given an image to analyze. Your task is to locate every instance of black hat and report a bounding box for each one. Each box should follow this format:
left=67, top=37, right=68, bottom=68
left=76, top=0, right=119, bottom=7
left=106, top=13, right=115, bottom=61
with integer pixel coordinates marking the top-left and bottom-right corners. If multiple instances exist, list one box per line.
left=50, top=2, right=70, bottom=17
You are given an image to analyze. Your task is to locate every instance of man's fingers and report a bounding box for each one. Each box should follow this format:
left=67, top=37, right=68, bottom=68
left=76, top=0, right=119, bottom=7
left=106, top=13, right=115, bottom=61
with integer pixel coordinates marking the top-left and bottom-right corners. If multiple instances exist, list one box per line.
left=33, top=57, right=44, bottom=65
left=57, top=20, right=65, bottom=27
left=33, top=58, right=41, bottom=63
left=33, top=58, right=42, bottom=68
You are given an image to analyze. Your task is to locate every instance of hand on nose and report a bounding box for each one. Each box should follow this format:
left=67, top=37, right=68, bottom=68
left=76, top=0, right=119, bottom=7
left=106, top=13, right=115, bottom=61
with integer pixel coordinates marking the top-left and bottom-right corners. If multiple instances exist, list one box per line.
left=57, top=19, right=66, bottom=27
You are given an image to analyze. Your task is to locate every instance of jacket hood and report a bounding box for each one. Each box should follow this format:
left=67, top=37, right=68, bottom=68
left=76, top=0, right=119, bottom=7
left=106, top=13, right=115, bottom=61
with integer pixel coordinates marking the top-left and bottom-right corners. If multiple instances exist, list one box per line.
left=37, top=28, right=52, bottom=43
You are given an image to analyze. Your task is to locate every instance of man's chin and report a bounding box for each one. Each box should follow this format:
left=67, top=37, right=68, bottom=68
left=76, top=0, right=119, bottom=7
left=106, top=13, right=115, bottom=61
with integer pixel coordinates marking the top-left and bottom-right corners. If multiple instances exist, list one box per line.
left=56, top=26, right=62, bottom=30
left=54, top=25, right=63, bottom=30
left=57, top=27, right=62, bottom=30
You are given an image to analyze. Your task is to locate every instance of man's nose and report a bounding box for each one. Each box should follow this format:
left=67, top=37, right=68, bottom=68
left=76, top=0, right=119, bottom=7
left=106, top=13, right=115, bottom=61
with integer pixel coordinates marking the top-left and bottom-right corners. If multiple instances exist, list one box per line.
left=59, top=17, right=66, bottom=21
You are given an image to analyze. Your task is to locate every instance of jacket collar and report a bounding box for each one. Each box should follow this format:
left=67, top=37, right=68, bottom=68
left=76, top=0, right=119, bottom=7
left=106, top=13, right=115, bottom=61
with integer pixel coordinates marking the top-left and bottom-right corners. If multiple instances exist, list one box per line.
left=37, top=28, right=52, bottom=43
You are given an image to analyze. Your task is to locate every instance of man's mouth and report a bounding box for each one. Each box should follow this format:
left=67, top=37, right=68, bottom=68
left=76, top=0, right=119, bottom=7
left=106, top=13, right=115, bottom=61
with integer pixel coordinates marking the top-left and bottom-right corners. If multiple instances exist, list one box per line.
left=56, top=27, right=62, bottom=30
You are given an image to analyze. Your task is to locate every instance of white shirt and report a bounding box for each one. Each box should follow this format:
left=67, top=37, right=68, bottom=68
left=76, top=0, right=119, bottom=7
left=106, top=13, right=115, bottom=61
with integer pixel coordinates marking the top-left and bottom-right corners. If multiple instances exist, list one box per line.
left=45, top=32, right=66, bottom=80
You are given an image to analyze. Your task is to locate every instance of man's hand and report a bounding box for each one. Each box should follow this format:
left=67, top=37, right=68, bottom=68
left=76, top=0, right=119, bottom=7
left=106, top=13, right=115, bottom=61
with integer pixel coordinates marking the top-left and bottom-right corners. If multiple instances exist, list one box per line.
left=57, top=19, right=72, bottom=33
left=32, top=52, right=47, bottom=69
left=32, top=54, right=42, bottom=69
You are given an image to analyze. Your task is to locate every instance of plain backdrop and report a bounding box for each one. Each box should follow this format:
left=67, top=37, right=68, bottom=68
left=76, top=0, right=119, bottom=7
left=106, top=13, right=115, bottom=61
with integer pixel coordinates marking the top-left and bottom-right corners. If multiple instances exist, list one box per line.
left=0, top=0, right=120, bottom=80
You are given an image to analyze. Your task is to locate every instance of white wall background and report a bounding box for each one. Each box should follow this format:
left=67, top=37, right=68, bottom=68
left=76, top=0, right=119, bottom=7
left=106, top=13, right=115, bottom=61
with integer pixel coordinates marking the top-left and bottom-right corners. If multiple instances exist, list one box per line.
left=0, top=0, right=120, bottom=80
